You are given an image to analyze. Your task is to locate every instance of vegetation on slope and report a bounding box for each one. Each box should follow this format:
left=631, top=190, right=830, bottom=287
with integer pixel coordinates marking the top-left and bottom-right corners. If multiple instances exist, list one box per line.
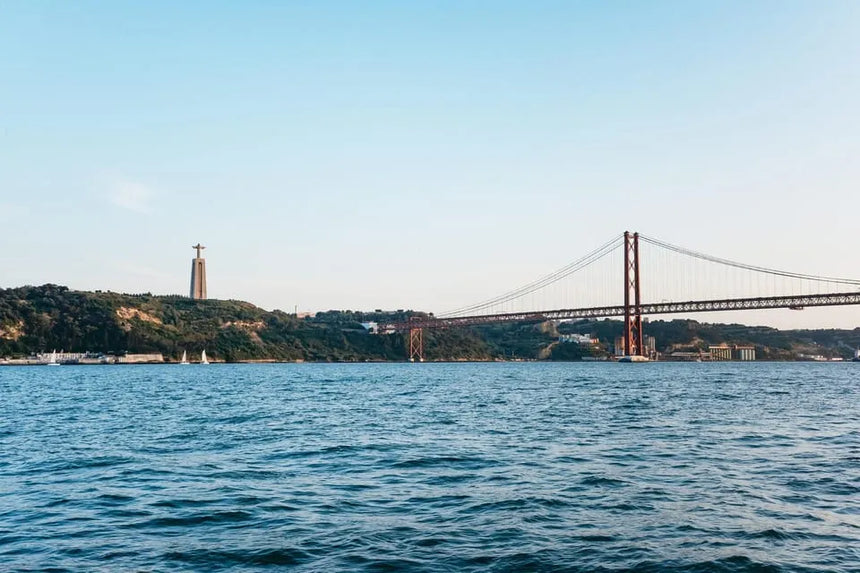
left=2, top=285, right=859, bottom=361
left=0, top=285, right=492, bottom=362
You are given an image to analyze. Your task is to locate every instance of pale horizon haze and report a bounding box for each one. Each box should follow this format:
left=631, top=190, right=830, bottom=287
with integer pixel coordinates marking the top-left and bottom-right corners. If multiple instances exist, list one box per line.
left=2, top=1, right=859, bottom=329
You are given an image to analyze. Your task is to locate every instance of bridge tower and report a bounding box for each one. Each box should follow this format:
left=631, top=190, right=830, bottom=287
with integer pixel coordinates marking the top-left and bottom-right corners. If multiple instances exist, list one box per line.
left=408, top=321, right=424, bottom=362
left=623, top=231, right=644, bottom=356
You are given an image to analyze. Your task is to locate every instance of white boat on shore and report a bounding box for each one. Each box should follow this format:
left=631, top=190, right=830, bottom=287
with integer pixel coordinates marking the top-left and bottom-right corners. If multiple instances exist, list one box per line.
left=47, top=350, right=60, bottom=366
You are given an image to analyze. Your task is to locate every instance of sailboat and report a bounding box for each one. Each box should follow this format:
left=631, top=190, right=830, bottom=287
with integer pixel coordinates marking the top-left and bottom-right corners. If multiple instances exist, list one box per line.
left=852, top=349, right=860, bottom=363
left=200, top=350, right=210, bottom=365
left=180, top=350, right=189, bottom=365
left=47, top=350, right=60, bottom=366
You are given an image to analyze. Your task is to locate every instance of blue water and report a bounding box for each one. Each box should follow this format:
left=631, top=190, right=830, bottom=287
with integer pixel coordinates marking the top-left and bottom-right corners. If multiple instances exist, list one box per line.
left=0, top=363, right=858, bottom=572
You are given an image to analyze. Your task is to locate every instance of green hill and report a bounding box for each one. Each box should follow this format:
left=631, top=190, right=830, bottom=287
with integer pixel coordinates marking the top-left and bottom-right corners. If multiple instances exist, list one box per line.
left=0, top=285, right=491, bottom=362
left=2, top=285, right=859, bottom=362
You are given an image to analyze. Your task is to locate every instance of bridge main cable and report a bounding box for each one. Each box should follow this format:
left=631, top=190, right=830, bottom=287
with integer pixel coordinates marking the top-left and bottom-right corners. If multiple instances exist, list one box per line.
left=638, top=234, right=860, bottom=286
left=438, top=233, right=624, bottom=318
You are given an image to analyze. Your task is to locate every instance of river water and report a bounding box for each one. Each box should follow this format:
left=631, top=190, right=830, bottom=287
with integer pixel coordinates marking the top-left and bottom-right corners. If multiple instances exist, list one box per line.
left=0, top=363, right=858, bottom=571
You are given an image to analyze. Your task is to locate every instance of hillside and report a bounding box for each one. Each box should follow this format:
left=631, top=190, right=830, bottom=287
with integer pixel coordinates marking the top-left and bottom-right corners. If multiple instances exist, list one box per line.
left=0, top=285, right=492, bottom=362
left=2, top=285, right=859, bottom=362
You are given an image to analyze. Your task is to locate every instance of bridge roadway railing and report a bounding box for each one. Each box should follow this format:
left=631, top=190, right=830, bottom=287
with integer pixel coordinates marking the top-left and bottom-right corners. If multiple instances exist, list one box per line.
left=385, top=291, right=860, bottom=331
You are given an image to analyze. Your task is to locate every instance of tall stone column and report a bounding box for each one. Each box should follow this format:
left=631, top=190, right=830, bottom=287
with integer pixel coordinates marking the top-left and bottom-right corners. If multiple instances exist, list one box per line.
left=190, top=243, right=207, bottom=300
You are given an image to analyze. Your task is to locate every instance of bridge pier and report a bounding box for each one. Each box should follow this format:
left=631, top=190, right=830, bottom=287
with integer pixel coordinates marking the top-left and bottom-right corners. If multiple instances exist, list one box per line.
left=408, top=327, right=424, bottom=362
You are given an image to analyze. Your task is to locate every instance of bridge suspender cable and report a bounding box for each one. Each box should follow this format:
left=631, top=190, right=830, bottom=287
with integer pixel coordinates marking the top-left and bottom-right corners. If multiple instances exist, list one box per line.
left=438, top=234, right=624, bottom=318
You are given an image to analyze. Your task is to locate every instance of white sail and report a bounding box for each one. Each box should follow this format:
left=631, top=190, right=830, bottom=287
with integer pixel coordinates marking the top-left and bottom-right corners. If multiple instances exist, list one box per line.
left=180, top=350, right=189, bottom=364
left=200, top=350, right=209, bottom=364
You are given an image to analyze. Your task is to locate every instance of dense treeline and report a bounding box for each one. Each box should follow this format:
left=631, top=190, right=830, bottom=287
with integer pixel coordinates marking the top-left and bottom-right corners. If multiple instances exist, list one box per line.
left=2, top=285, right=859, bottom=361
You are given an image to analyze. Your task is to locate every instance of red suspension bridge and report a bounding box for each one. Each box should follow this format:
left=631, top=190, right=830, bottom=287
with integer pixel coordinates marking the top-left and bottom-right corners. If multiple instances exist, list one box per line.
left=384, top=232, right=860, bottom=361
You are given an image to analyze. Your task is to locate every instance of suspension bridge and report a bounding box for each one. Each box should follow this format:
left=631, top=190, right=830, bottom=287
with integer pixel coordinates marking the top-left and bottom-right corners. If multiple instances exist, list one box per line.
left=384, top=232, right=860, bottom=361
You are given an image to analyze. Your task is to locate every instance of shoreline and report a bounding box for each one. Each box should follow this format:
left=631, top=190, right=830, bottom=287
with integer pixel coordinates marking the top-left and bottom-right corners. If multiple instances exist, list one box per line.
left=1, top=358, right=855, bottom=366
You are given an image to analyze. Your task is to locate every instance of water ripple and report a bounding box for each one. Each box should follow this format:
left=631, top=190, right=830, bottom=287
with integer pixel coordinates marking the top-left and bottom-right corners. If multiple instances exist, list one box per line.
left=0, top=362, right=858, bottom=571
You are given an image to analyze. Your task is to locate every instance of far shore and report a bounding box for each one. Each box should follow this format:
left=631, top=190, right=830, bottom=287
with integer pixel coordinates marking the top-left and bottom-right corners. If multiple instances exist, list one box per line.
left=1, top=358, right=854, bottom=366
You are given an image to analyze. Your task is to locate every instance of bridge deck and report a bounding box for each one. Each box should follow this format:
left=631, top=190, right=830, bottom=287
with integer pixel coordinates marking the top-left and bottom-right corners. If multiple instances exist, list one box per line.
left=388, top=292, right=860, bottom=331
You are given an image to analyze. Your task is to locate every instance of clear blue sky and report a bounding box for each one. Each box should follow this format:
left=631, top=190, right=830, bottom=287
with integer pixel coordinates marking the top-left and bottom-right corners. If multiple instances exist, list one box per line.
left=2, top=1, right=859, bottom=328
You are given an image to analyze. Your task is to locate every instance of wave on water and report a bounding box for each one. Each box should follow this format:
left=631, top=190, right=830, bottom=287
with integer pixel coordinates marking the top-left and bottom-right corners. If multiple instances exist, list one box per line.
left=0, top=362, right=858, bottom=571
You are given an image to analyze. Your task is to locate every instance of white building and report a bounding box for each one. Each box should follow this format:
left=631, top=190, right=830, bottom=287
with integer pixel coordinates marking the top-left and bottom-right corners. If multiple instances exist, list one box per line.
left=559, top=334, right=597, bottom=345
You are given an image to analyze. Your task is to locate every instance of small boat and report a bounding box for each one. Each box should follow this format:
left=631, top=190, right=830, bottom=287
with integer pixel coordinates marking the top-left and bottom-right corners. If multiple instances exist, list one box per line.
left=618, top=355, right=650, bottom=363
left=47, top=350, right=60, bottom=366
left=200, top=350, right=209, bottom=365
left=180, top=350, right=189, bottom=365
left=852, top=349, right=860, bottom=363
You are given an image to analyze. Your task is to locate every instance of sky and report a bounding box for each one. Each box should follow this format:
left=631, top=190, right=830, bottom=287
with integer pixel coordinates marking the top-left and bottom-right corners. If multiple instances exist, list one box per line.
left=2, top=1, right=859, bottom=329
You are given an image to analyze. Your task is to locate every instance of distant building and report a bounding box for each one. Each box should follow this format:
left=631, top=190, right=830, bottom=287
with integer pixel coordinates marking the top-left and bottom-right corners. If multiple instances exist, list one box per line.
left=559, top=334, right=597, bottom=345
left=36, top=351, right=98, bottom=364
left=32, top=352, right=165, bottom=364
left=614, top=334, right=657, bottom=356
left=709, top=344, right=755, bottom=361
left=663, top=351, right=705, bottom=362
left=643, top=335, right=656, bottom=353
left=361, top=322, right=379, bottom=334
left=116, top=353, right=165, bottom=364
left=801, top=354, right=821, bottom=361
left=798, top=353, right=828, bottom=361
left=735, top=346, right=756, bottom=361
left=709, top=344, right=732, bottom=360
